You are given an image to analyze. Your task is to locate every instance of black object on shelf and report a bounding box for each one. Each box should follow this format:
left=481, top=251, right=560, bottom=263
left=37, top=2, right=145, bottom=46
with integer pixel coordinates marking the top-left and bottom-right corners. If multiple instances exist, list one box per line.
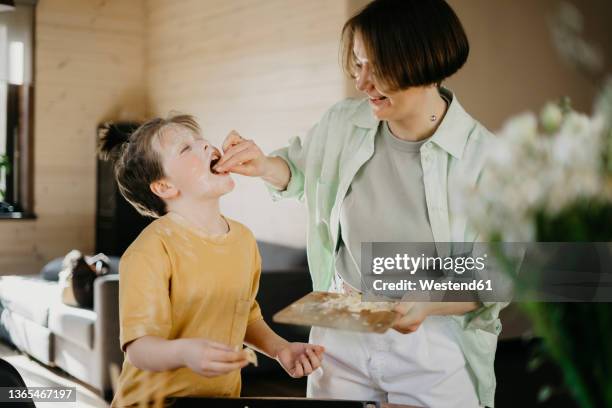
left=96, top=122, right=153, bottom=256
left=0, top=201, right=18, bottom=213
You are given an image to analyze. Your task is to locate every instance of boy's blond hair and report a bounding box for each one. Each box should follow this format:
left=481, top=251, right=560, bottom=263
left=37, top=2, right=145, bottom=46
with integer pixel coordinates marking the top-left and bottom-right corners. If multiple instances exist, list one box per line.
left=97, top=114, right=201, bottom=218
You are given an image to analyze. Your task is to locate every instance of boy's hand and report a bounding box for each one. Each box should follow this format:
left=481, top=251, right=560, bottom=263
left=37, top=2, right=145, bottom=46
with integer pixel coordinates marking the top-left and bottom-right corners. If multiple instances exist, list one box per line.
left=275, top=343, right=325, bottom=378
left=179, top=338, right=249, bottom=377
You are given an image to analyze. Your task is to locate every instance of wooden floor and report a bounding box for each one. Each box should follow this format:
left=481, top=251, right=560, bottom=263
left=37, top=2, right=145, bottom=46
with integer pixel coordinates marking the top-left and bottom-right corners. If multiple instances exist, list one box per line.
left=0, top=342, right=108, bottom=408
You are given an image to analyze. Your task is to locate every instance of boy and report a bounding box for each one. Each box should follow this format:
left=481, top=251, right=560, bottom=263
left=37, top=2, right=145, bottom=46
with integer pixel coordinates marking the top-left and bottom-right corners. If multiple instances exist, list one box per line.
left=98, top=115, right=324, bottom=407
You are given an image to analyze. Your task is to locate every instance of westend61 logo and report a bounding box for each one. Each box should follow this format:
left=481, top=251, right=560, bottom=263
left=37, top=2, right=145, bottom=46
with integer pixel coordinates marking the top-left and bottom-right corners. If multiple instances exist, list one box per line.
left=371, top=253, right=488, bottom=275
left=362, top=244, right=497, bottom=301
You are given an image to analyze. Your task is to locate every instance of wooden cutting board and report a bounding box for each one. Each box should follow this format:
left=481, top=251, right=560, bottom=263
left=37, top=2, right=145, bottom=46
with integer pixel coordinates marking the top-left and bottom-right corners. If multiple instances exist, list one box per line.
left=273, top=292, right=400, bottom=333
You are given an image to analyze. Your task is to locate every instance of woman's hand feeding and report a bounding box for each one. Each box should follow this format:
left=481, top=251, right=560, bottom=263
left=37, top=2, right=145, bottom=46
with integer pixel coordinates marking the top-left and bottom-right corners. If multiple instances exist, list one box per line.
left=214, top=130, right=291, bottom=190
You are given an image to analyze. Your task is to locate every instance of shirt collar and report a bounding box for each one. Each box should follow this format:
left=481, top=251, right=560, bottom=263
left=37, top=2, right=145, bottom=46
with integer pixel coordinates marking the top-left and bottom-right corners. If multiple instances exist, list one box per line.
left=349, top=87, right=475, bottom=159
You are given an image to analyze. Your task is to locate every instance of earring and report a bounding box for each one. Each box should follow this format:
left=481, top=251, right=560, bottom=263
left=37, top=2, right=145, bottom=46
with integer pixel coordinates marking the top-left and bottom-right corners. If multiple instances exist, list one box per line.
left=430, top=114, right=437, bottom=122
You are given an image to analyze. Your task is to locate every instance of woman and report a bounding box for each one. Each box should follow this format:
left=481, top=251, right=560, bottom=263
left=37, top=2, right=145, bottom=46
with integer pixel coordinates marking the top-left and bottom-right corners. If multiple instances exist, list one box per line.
left=215, top=0, right=504, bottom=406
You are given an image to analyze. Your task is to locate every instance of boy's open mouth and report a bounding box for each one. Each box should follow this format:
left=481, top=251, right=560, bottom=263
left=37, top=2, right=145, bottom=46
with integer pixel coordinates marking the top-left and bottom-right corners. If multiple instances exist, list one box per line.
left=210, top=157, right=220, bottom=174
left=210, top=149, right=221, bottom=174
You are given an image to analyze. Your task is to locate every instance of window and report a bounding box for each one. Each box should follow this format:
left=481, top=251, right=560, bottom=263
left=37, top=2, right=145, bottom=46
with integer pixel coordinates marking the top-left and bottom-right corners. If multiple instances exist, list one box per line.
left=0, top=0, right=35, bottom=219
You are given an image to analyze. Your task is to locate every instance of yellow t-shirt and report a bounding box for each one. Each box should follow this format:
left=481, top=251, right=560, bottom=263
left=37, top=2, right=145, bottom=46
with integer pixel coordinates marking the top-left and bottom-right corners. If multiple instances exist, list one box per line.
left=111, top=213, right=263, bottom=407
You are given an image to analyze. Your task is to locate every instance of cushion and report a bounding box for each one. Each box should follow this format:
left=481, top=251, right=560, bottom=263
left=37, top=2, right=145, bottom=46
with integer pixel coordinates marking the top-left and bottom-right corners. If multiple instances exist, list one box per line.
left=48, top=303, right=96, bottom=350
left=40, top=255, right=120, bottom=282
left=40, top=257, right=64, bottom=281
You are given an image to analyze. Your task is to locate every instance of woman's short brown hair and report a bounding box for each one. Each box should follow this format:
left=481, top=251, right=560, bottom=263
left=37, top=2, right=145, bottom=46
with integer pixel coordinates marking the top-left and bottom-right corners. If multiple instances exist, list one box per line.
left=97, top=114, right=201, bottom=218
left=341, top=0, right=469, bottom=91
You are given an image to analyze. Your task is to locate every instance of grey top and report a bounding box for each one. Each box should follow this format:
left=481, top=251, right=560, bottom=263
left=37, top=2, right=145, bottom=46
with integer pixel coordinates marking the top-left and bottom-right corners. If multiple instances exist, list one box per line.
left=335, top=120, right=436, bottom=290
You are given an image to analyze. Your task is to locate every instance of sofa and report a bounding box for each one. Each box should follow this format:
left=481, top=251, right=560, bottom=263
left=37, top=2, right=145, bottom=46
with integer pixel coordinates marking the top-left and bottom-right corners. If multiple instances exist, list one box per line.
left=0, top=242, right=312, bottom=401
left=0, top=261, right=122, bottom=400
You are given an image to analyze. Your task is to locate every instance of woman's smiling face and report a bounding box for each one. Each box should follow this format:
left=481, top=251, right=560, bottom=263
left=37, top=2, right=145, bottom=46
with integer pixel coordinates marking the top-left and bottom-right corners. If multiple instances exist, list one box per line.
left=155, top=125, right=234, bottom=200
left=352, top=33, right=424, bottom=122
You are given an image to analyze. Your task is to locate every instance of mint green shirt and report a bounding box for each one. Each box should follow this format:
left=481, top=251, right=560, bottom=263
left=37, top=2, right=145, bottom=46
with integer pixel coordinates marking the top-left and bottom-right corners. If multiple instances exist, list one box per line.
left=267, top=88, right=507, bottom=408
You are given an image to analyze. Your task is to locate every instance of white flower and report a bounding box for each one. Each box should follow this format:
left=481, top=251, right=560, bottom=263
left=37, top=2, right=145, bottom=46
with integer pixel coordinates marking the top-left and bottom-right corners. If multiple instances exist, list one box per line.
left=487, top=140, right=514, bottom=168
left=499, top=113, right=538, bottom=141
left=463, top=97, right=609, bottom=241
left=540, top=102, right=564, bottom=133
left=560, top=111, right=591, bottom=136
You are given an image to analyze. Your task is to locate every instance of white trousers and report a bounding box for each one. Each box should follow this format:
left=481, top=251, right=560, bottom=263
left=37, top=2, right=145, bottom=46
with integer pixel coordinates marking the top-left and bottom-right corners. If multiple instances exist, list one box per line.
left=307, top=276, right=480, bottom=407
left=307, top=320, right=480, bottom=408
